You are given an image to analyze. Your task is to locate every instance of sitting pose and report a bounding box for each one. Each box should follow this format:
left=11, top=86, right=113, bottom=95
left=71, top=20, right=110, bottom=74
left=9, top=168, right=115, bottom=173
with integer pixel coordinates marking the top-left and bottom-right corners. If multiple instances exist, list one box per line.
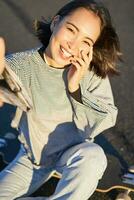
left=0, top=0, right=121, bottom=199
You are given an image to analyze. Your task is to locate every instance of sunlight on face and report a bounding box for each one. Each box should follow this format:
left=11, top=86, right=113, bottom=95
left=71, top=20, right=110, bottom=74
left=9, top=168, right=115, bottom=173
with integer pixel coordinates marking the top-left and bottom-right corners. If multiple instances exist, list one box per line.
left=45, top=8, right=101, bottom=68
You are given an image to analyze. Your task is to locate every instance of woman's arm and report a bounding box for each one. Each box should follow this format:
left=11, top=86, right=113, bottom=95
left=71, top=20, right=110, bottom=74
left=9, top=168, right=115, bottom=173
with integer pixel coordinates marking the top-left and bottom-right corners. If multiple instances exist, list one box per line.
left=70, top=74, right=118, bottom=139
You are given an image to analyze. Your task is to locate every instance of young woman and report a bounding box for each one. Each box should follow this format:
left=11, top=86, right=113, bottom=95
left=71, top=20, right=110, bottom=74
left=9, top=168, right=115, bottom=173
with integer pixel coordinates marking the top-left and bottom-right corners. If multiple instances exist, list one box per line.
left=0, top=0, right=121, bottom=199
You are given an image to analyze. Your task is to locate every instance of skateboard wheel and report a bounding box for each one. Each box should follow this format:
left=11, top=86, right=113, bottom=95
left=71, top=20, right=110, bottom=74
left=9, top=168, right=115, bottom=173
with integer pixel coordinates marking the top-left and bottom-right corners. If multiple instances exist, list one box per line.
left=116, top=193, right=131, bottom=200
left=128, top=165, right=134, bottom=173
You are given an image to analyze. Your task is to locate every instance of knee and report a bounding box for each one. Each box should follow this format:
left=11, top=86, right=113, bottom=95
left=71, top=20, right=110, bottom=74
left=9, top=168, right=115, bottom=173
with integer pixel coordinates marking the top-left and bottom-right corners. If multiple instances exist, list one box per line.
left=79, top=142, right=107, bottom=178
left=91, top=143, right=107, bottom=174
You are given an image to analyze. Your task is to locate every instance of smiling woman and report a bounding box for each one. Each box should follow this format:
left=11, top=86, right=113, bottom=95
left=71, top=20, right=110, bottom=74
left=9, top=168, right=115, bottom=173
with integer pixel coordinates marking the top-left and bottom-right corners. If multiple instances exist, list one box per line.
left=44, top=8, right=101, bottom=69
left=0, top=0, right=121, bottom=200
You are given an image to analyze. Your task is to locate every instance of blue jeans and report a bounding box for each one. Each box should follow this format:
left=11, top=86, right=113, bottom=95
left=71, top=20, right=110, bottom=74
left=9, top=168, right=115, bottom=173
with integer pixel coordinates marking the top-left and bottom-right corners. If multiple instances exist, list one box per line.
left=0, top=142, right=107, bottom=200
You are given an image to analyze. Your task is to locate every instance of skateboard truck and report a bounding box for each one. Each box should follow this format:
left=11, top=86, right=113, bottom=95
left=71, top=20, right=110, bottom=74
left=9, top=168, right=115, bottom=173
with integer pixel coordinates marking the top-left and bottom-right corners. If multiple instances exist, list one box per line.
left=128, top=166, right=134, bottom=173
left=123, top=173, right=134, bottom=186
left=115, top=172, right=134, bottom=200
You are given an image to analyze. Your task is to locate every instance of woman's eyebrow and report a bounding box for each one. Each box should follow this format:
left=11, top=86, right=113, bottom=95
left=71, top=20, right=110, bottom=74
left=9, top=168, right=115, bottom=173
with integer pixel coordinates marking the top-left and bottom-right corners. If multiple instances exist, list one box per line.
left=66, top=22, right=94, bottom=45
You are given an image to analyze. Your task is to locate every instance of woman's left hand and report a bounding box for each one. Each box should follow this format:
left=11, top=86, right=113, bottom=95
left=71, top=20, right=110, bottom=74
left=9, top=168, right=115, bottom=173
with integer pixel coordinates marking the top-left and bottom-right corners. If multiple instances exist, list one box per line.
left=67, top=47, right=93, bottom=93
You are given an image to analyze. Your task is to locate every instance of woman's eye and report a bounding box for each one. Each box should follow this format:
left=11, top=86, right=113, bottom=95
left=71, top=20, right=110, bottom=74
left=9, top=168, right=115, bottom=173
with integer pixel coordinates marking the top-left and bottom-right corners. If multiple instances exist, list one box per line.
left=84, top=41, right=90, bottom=46
left=67, top=27, right=75, bottom=33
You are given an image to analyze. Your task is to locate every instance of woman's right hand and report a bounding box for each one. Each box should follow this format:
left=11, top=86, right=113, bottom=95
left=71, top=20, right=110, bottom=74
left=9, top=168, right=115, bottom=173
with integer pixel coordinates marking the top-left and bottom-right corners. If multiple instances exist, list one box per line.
left=0, top=37, right=5, bottom=107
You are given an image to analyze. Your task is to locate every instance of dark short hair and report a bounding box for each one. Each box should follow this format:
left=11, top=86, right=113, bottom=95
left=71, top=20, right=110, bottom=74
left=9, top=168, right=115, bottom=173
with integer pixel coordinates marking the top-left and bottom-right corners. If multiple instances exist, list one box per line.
left=34, top=0, right=122, bottom=78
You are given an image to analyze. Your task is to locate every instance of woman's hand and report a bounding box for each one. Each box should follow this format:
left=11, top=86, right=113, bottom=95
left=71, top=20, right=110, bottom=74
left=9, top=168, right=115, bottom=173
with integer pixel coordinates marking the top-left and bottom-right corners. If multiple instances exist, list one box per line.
left=0, top=37, right=5, bottom=107
left=0, top=37, right=5, bottom=74
left=67, top=47, right=93, bottom=93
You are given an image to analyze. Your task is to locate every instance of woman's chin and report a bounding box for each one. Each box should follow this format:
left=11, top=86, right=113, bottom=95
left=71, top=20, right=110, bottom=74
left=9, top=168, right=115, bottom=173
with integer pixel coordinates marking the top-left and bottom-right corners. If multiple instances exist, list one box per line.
left=54, top=59, right=70, bottom=68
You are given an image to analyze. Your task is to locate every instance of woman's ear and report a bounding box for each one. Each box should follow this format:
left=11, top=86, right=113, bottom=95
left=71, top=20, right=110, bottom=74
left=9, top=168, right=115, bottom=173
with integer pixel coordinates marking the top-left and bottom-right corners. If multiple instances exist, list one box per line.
left=50, top=15, right=61, bottom=32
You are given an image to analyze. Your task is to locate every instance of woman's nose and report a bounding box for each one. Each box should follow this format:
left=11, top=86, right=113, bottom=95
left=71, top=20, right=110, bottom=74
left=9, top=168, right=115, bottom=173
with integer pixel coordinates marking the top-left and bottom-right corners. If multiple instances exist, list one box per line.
left=67, top=38, right=79, bottom=51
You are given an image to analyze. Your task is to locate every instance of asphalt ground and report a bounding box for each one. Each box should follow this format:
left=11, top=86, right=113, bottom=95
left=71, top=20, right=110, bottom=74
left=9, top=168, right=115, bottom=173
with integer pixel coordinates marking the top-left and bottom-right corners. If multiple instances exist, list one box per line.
left=0, top=0, right=134, bottom=199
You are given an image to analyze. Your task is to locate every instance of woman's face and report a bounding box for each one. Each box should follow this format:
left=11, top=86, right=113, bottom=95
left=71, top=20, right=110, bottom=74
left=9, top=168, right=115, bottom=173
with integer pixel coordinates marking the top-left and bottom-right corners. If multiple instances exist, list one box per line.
left=45, top=8, right=101, bottom=68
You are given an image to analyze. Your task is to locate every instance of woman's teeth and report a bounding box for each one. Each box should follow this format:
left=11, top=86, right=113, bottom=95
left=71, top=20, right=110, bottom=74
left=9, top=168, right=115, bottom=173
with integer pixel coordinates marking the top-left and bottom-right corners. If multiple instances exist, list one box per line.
left=61, top=47, right=72, bottom=58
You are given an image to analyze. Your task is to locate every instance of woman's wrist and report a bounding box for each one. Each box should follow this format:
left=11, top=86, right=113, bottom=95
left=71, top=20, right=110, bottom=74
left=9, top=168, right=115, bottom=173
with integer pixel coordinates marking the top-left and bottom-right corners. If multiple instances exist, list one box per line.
left=69, top=86, right=83, bottom=103
left=68, top=84, right=79, bottom=93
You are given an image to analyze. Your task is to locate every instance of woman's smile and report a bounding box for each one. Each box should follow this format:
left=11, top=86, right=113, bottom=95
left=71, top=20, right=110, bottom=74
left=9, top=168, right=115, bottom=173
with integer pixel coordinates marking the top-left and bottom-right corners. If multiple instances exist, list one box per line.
left=60, top=46, right=72, bottom=59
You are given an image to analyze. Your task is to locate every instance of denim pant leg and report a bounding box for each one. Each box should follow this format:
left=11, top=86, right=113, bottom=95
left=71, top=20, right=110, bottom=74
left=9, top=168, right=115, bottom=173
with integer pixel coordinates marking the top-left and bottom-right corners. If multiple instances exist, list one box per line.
left=0, top=145, right=54, bottom=200
left=49, top=142, right=107, bottom=200
left=17, top=142, right=107, bottom=200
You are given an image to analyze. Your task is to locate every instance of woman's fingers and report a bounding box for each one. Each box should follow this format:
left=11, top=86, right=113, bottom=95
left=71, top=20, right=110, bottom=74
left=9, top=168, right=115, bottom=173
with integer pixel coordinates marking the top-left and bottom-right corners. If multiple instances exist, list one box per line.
left=0, top=37, right=5, bottom=75
left=81, top=47, right=93, bottom=64
left=71, top=47, right=93, bottom=69
left=67, top=47, right=94, bottom=92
